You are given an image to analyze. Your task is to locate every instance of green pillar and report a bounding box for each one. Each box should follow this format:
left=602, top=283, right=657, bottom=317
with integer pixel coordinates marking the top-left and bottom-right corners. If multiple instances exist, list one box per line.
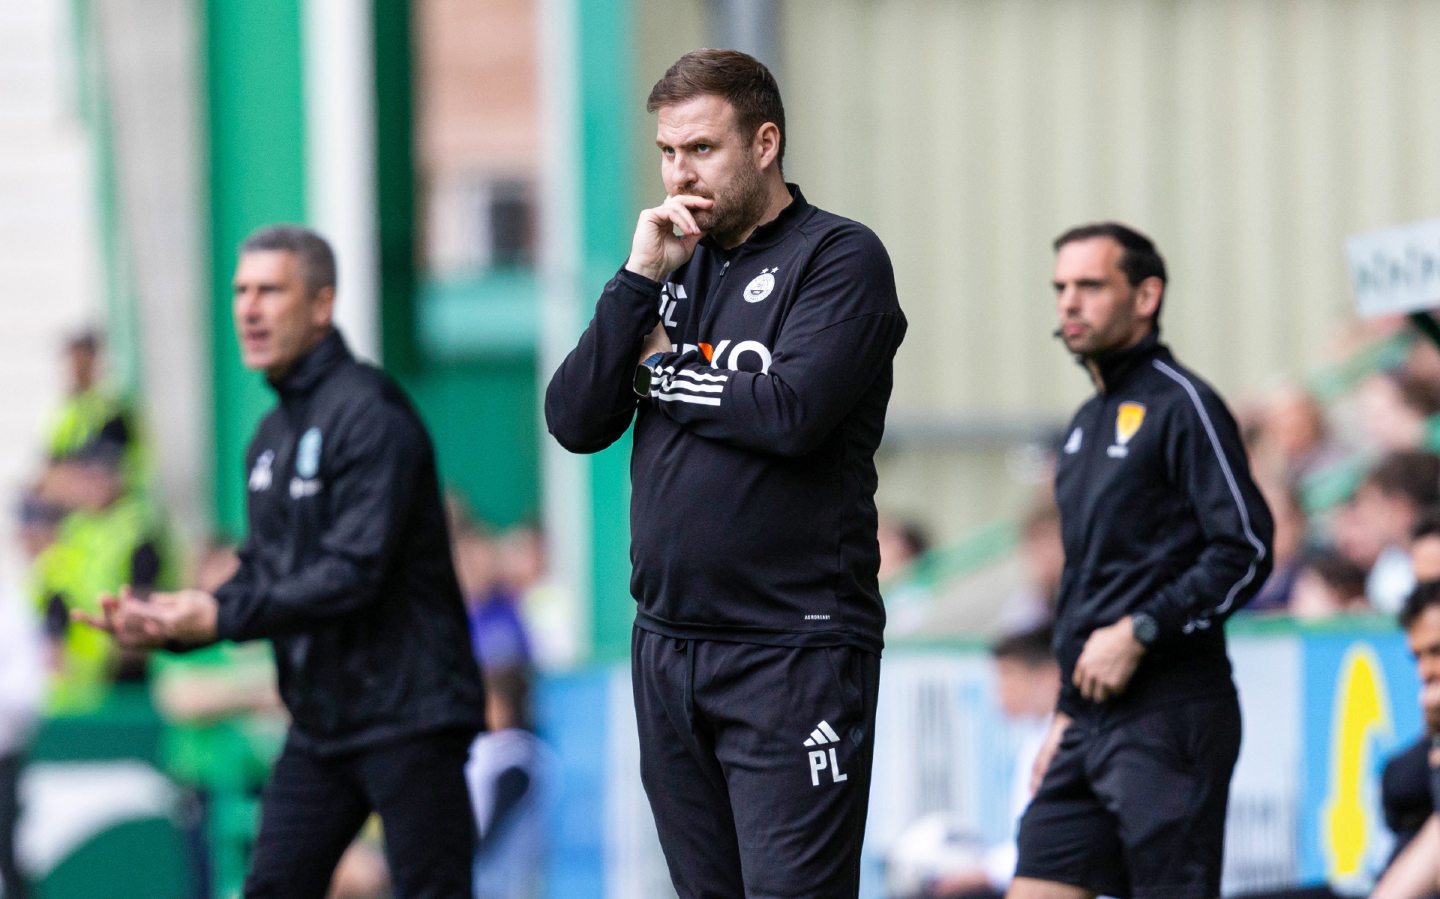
left=577, top=0, right=639, bottom=661
left=372, top=0, right=418, bottom=375
left=204, top=0, right=308, bottom=537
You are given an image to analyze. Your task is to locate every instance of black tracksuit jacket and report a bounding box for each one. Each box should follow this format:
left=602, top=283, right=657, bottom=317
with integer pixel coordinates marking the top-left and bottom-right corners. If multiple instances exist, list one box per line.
left=214, top=331, right=486, bottom=755
left=546, top=186, right=907, bottom=654
left=1053, top=332, right=1274, bottom=720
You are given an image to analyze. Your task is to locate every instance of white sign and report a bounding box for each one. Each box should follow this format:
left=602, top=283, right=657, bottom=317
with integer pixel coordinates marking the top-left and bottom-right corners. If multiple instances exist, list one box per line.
left=1347, top=218, right=1440, bottom=318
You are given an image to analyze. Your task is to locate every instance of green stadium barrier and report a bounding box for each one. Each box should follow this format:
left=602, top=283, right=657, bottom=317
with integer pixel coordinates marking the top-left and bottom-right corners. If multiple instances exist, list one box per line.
left=26, top=684, right=186, bottom=898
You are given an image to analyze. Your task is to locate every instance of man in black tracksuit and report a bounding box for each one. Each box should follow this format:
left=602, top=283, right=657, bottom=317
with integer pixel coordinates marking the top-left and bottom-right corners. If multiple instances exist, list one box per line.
left=546, top=49, right=905, bottom=898
left=1010, top=223, right=1273, bottom=899
left=81, top=226, right=485, bottom=899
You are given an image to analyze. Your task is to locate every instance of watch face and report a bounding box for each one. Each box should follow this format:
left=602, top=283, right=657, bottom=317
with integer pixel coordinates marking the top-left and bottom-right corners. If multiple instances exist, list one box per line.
left=633, top=363, right=654, bottom=397
left=1133, top=615, right=1158, bottom=645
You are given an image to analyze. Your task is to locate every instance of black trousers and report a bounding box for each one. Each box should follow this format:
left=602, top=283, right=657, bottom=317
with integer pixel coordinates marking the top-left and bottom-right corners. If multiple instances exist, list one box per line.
left=1016, top=692, right=1242, bottom=899
left=0, top=751, right=26, bottom=899
left=632, top=627, right=881, bottom=899
left=243, top=730, right=475, bottom=899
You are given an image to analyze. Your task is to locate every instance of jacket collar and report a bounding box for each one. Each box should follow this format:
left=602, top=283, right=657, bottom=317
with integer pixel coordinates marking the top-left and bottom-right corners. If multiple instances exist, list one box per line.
left=269, top=329, right=350, bottom=399
left=699, top=183, right=809, bottom=256
left=1083, top=329, right=1164, bottom=395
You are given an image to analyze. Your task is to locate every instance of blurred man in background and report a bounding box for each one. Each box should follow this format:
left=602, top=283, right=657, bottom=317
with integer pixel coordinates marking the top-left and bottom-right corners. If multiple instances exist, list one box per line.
left=80, top=225, right=485, bottom=899
left=1373, top=580, right=1440, bottom=899
left=1351, top=451, right=1440, bottom=613
left=1011, top=223, right=1273, bottom=899
left=546, top=48, right=906, bottom=898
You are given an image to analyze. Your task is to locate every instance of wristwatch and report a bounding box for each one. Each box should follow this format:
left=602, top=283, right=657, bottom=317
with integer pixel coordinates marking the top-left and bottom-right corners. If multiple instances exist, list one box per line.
left=1130, top=612, right=1159, bottom=647
left=633, top=353, right=665, bottom=398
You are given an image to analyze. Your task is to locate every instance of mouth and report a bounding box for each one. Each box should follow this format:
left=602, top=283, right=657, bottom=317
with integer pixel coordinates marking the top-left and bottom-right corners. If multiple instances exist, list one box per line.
left=1060, top=322, right=1087, bottom=340
left=241, top=330, right=269, bottom=353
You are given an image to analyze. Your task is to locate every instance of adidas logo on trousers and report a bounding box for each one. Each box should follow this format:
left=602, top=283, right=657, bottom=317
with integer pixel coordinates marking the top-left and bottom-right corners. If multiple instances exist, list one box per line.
left=804, top=720, right=848, bottom=787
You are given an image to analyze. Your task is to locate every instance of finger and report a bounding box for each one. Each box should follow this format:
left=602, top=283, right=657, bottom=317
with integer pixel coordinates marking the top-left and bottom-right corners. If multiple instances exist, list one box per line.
left=662, top=205, right=701, bottom=238
left=71, top=609, right=109, bottom=632
left=665, top=193, right=714, bottom=212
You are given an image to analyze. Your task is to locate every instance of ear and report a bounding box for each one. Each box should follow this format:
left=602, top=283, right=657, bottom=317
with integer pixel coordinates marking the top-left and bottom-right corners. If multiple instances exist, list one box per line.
left=1135, top=276, right=1163, bottom=321
left=310, top=285, right=337, bottom=328
left=753, top=121, right=781, bottom=171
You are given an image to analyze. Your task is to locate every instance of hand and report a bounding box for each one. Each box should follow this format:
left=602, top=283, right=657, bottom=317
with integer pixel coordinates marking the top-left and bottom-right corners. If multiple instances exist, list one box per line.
left=1073, top=616, right=1147, bottom=703
left=1029, top=711, right=1072, bottom=795
left=624, top=194, right=712, bottom=282
left=74, top=586, right=220, bottom=648
left=141, top=590, right=221, bottom=644
left=72, top=584, right=167, bottom=649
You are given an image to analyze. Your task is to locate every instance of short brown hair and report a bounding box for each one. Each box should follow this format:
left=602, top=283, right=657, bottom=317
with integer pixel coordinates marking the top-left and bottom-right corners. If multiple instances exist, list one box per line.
left=240, top=224, right=337, bottom=298
left=647, top=49, right=786, bottom=167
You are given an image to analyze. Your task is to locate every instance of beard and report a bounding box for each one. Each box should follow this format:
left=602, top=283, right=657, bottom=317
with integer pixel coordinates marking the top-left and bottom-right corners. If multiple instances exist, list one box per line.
left=695, top=161, right=770, bottom=247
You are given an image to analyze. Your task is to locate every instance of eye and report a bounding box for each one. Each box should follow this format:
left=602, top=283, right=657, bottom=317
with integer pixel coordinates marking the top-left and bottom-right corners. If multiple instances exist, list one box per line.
left=660, top=146, right=675, bottom=158
left=694, top=144, right=711, bottom=154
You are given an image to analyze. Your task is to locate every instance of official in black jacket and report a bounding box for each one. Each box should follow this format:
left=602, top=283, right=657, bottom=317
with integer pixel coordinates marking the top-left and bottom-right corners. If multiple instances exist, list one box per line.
left=1011, top=223, right=1273, bottom=899
left=546, top=49, right=904, bottom=899
left=81, top=225, right=484, bottom=899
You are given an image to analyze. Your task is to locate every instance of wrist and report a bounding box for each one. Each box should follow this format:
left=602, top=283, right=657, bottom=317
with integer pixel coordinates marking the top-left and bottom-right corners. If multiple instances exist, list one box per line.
left=1128, top=612, right=1158, bottom=650
left=634, top=353, right=665, bottom=398
left=623, top=258, right=666, bottom=283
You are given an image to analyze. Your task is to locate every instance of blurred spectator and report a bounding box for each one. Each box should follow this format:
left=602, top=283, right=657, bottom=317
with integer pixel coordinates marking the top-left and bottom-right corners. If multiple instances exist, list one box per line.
left=28, top=444, right=175, bottom=711
left=1357, top=372, right=1440, bottom=455
left=1288, top=550, right=1370, bottom=620
left=1251, top=385, right=1347, bottom=488
left=1380, top=738, right=1432, bottom=872
left=997, top=498, right=1062, bottom=634
left=0, top=579, right=44, bottom=899
left=466, top=666, right=555, bottom=899
left=888, top=627, right=1059, bottom=899
left=1411, top=508, right=1440, bottom=583
left=879, top=514, right=933, bottom=634
left=1351, top=451, right=1440, bottom=613
left=1372, top=582, right=1440, bottom=898
left=879, top=515, right=931, bottom=582
left=43, top=329, right=151, bottom=495
left=1248, top=482, right=1310, bottom=613
left=455, top=526, right=533, bottom=673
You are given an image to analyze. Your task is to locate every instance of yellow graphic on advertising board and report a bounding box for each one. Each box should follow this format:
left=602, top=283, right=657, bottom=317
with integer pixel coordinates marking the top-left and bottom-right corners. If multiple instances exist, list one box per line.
left=1321, top=644, right=1392, bottom=886
left=1115, top=402, right=1146, bottom=446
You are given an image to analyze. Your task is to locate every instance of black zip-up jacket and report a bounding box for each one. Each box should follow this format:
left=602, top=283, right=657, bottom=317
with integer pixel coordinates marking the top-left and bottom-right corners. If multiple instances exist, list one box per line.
left=546, top=186, right=906, bottom=654
left=1053, top=332, right=1273, bottom=721
left=213, top=331, right=485, bottom=755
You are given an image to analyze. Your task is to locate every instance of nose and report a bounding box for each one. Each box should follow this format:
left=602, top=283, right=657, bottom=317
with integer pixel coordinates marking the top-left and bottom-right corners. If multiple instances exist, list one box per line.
left=667, top=152, right=696, bottom=192
left=234, top=289, right=259, bottom=320
left=1056, top=286, right=1078, bottom=317
left=1421, top=656, right=1440, bottom=685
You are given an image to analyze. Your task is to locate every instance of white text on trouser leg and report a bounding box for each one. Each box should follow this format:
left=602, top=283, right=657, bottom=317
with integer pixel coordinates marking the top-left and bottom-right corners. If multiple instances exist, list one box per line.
left=808, top=748, right=848, bottom=786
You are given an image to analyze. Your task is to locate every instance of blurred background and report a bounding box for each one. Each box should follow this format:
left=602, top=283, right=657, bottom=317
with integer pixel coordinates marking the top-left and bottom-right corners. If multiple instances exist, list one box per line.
left=3, top=0, right=1440, bottom=897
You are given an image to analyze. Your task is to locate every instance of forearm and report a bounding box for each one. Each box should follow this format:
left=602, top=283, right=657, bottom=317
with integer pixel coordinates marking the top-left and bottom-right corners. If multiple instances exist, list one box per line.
left=546, top=270, right=661, bottom=452
left=646, top=313, right=902, bottom=456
